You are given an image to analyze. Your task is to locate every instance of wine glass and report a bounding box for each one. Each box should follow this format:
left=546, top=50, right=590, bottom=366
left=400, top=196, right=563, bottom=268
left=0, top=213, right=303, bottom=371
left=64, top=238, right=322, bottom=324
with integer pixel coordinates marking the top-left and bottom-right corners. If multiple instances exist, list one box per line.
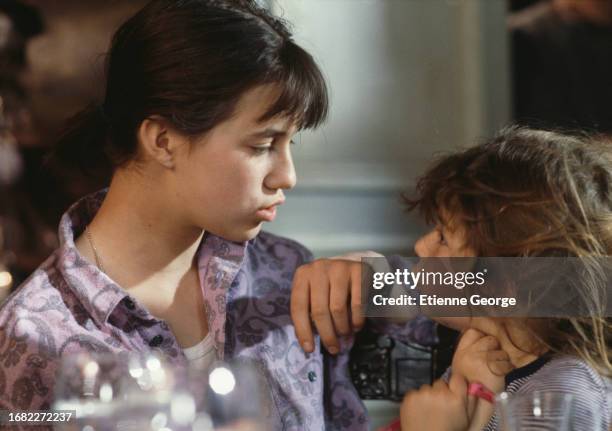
left=495, top=390, right=603, bottom=431
left=53, top=351, right=126, bottom=430
left=53, top=351, right=203, bottom=431
left=199, top=360, right=271, bottom=431
left=53, top=352, right=269, bottom=431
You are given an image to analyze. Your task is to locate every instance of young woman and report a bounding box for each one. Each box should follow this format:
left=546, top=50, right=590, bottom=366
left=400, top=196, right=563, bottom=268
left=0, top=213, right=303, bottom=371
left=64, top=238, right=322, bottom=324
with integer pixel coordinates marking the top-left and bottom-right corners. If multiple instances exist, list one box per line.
left=0, top=1, right=394, bottom=429
left=292, top=127, right=612, bottom=430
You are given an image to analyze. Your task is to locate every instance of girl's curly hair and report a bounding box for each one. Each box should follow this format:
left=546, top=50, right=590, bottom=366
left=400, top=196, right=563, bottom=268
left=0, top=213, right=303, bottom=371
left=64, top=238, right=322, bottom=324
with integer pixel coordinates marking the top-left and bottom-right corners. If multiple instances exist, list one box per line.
left=405, top=126, right=612, bottom=376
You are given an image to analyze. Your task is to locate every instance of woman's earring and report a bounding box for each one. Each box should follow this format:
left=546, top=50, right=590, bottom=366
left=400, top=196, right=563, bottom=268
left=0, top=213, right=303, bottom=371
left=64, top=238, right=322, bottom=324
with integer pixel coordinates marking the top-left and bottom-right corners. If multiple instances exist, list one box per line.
left=162, top=158, right=174, bottom=169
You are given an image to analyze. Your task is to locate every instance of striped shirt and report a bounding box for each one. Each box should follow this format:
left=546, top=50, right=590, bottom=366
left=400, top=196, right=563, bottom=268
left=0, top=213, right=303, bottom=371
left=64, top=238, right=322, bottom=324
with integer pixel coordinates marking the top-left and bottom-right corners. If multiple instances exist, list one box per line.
left=483, top=355, right=611, bottom=430
left=443, top=354, right=611, bottom=430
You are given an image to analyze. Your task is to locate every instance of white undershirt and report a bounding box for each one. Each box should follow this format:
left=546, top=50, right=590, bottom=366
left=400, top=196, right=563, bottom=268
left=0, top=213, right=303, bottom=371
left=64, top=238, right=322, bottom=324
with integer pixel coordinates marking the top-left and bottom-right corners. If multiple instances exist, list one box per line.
left=182, top=333, right=216, bottom=371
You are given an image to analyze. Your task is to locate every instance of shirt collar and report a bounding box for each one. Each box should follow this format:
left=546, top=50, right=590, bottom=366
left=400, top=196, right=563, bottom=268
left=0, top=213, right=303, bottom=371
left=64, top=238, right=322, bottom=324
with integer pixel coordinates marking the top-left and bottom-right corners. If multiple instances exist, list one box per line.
left=55, top=189, right=249, bottom=343
left=56, top=189, right=132, bottom=326
left=197, top=233, right=247, bottom=358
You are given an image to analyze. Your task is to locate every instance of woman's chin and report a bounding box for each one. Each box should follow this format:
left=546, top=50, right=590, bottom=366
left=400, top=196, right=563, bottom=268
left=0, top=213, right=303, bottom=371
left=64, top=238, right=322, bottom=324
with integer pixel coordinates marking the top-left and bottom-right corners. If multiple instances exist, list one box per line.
left=213, top=223, right=263, bottom=243
left=240, top=225, right=264, bottom=242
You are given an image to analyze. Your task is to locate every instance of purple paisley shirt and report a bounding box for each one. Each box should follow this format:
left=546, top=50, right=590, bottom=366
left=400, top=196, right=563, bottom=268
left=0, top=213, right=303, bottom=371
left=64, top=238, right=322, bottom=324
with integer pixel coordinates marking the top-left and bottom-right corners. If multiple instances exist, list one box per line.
left=0, top=191, right=437, bottom=430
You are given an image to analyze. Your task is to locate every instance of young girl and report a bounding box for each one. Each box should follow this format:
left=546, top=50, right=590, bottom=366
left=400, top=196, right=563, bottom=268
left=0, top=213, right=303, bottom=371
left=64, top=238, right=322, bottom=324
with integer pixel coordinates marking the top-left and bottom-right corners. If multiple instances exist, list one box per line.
left=292, top=126, right=611, bottom=430
left=0, top=1, right=391, bottom=429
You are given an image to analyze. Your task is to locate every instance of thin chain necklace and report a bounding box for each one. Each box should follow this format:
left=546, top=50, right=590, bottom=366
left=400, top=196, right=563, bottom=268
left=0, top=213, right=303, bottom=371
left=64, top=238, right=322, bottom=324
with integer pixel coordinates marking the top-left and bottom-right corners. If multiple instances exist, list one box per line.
left=85, top=225, right=105, bottom=272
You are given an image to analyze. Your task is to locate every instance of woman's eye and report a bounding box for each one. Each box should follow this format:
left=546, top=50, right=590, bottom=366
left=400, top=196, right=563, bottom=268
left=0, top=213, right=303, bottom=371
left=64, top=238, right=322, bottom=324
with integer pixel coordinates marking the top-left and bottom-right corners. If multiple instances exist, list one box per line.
left=251, top=146, right=272, bottom=155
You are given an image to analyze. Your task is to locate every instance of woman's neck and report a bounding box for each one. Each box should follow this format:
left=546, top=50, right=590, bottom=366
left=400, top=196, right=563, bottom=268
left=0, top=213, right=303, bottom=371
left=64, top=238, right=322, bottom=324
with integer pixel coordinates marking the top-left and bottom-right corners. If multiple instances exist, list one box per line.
left=77, top=171, right=204, bottom=290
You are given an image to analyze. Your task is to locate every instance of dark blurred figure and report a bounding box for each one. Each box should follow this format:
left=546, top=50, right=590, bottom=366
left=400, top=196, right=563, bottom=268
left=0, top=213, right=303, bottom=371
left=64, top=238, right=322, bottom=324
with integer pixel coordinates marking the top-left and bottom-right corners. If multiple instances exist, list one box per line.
left=0, top=0, right=42, bottom=149
left=0, top=2, right=137, bottom=296
left=510, top=0, right=612, bottom=134
left=0, top=1, right=58, bottom=294
left=509, top=0, right=541, bottom=12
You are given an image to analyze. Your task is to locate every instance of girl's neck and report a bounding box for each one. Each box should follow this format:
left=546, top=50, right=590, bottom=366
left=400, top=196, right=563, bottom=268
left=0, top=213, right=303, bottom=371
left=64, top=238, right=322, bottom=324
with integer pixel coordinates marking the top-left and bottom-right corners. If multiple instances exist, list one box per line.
left=79, top=171, right=205, bottom=290
left=471, top=318, right=545, bottom=368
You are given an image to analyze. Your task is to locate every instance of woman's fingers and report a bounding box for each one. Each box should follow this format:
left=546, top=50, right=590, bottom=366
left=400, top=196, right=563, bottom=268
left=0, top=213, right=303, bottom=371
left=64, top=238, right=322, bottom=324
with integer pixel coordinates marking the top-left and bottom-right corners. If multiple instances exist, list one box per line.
left=330, top=256, right=366, bottom=331
left=328, top=263, right=351, bottom=336
left=311, top=261, right=339, bottom=354
left=350, top=262, right=365, bottom=330
left=290, top=266, right=314, bottom=352
left=291, top=258, right=366, bottom=355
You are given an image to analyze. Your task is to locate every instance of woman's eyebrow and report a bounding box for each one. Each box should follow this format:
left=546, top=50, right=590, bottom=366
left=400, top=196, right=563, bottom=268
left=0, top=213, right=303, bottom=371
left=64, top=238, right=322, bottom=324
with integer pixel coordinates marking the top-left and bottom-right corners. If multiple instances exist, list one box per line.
left=247, top=128, right=289, bottom=139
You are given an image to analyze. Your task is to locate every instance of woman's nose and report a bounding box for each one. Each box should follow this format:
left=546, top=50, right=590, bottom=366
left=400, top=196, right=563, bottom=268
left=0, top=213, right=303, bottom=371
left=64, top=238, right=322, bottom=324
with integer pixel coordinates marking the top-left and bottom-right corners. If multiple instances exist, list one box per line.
left=266, top=149, right=297, bottom=191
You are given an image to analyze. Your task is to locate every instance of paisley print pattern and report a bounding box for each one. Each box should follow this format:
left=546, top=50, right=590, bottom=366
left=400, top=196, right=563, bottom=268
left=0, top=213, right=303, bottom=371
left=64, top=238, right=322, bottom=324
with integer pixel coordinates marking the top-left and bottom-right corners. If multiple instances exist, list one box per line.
left=0, top=190, right=437, bottom=430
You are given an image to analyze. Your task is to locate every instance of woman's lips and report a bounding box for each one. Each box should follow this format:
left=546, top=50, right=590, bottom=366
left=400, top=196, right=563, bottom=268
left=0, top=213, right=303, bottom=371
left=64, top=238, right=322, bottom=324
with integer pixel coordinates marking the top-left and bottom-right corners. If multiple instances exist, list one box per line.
left=255, top=205, right=278, bottom=222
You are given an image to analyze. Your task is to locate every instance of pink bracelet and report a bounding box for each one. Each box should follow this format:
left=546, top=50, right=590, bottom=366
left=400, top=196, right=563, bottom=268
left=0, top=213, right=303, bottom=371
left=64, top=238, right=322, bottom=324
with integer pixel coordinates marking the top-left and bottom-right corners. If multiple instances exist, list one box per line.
left=467, top=382, right=495, bottom=403
left=377, top=418, right=401, bottom=431
left=378, top=384, right=494, bottom=431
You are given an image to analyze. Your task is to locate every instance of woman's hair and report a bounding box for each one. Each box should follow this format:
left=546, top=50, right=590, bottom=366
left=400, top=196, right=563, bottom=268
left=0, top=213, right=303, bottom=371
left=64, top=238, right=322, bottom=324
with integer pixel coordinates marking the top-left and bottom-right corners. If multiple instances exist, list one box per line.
left=53, top=0, right=328, bottom=175
left=405, top=126, right=612, bottom=376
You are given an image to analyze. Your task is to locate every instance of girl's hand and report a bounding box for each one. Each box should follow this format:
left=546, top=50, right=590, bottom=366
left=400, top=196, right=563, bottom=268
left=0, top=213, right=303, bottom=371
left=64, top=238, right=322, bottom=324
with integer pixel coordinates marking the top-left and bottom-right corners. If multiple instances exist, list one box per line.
left=451, top=329, right=514, bottom=431
left=452, top=328, right=513, bottom=393
left=290, top=251, right=382, bottom=354
left=400, top=372, right=470, bottom=431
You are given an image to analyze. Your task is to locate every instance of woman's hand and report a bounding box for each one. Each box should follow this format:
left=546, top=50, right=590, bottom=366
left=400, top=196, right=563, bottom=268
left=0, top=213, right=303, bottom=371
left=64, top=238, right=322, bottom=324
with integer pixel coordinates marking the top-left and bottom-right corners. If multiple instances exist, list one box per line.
left=400, top=373, right=470, bottom=431
left=290, top=251, right=382, bottom=354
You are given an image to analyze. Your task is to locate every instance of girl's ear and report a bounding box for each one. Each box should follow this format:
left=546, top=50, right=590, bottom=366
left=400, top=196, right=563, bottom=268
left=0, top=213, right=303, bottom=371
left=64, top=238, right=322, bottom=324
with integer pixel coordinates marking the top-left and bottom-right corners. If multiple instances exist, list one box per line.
left=137, top=117, right=177, bottom=169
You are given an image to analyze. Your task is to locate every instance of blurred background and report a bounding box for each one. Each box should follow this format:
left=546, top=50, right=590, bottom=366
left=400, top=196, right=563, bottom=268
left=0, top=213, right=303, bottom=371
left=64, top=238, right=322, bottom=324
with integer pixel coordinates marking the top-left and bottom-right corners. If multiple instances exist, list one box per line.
left=267, top=0, right=612, bottom=259
left=1, top=0, right=612, bottom=299
left=1, top=0, right=611, bottom=428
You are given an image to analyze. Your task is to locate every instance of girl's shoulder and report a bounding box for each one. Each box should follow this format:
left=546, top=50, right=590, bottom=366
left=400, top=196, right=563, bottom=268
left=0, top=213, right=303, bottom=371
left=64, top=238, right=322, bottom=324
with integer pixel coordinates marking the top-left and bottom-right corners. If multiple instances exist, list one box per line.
left=527, top=354, right=611, bottom=392
left=513, top=354, right=611, bottom=428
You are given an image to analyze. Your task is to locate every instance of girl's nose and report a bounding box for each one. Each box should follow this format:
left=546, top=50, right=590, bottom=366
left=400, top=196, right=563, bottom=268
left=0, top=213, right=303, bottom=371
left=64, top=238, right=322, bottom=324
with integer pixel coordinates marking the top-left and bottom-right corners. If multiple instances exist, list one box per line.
left=414, top=230, right=437, bottom=257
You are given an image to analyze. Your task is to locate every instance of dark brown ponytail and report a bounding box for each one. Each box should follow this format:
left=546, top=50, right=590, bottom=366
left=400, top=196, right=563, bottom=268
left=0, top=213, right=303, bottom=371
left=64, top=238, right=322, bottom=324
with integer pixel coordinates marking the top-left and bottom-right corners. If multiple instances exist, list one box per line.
left=51, top=0, right=328, bottom=175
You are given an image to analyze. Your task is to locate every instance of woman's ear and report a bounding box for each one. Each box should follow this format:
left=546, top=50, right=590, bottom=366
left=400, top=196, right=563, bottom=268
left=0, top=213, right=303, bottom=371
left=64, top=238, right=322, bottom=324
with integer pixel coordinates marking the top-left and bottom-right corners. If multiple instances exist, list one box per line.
left=137, top=117, right=177, bottom=169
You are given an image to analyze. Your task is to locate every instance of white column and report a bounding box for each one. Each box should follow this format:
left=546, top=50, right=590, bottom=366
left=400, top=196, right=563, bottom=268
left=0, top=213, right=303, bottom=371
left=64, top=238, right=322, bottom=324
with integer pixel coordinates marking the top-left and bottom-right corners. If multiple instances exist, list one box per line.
left=266, top=0, right=509, bottom=260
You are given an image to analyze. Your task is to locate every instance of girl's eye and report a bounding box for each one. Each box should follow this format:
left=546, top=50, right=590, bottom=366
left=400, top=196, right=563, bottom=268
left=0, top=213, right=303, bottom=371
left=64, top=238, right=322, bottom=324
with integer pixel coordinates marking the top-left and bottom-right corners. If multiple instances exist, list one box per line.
left=437, top=229, right=448, bottom=246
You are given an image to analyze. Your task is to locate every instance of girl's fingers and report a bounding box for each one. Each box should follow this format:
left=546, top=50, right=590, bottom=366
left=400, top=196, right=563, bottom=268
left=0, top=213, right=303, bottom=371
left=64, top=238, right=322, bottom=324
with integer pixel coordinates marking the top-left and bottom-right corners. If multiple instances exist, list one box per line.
left=486, top=349, right=510, bottom=363
left=456, top=328, right=486, bottom=351
left=486, top=350, right=514, bottom=376
left=448, top=371, right=467, bottom=400
left=466, top=388, right=477, bottom=421
left=471, top=334, right=501, bottom=352
left=432, top=379, right=446, bottom=391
